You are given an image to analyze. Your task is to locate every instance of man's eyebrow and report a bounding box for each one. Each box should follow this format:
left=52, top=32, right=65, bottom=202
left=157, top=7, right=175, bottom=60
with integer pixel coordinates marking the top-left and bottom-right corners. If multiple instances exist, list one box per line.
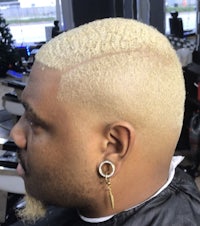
left=21, top=101, right=49, bottom=127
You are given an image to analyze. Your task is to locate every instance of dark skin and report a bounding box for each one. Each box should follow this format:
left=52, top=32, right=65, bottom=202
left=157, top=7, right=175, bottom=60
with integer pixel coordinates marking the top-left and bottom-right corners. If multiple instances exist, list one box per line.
left=11, top=62, right=169, bottom=218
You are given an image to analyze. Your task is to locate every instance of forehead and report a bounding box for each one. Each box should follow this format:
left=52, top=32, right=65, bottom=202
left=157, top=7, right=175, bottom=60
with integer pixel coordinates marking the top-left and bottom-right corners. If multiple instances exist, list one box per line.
left=24, top=62, right=61, bottom=98
left=22, top=62, right=95, bottom=132
left=22, top=62, right=62, bottom=114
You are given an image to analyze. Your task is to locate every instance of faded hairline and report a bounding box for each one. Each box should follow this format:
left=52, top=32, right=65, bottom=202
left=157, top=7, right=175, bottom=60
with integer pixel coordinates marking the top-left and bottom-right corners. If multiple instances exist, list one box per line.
left=35, top=18, right=185, bottom=144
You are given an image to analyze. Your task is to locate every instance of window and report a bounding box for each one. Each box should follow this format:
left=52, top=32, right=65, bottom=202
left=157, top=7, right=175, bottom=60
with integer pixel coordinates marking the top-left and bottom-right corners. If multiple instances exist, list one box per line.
left=165, top=0, right=197, bottom=34
left=0, top=0, right=62, bottom=45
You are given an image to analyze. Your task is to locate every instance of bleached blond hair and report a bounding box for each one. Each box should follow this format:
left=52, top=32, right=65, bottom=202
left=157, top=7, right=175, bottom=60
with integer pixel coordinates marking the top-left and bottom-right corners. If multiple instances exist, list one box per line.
left=35, top=18, right=185, bottom=144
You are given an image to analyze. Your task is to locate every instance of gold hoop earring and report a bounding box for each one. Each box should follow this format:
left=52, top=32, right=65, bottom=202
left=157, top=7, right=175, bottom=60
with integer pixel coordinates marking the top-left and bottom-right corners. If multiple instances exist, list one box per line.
left=98, top=160, right=115, bottom=209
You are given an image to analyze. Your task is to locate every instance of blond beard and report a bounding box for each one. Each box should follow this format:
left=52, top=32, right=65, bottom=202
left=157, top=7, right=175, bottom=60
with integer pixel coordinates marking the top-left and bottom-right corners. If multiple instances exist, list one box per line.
left=16, top=193, right=47, bottom=224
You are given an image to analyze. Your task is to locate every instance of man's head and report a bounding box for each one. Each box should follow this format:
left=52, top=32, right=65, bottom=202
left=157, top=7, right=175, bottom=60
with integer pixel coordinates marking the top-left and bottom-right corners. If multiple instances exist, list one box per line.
left=37, top=17, right=184, bottom=148
left=11, top=18, right=185, bottom=221
left=54, top=20, right=59, bottom=26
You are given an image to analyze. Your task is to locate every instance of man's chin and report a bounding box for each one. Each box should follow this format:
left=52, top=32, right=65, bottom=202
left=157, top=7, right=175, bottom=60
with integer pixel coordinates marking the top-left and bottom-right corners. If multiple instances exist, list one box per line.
left=16, top=193, right=47, bottom=224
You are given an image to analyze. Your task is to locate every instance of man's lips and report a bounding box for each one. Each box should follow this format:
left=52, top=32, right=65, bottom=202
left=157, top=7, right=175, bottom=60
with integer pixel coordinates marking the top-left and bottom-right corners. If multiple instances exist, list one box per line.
left=17, top=150, right=26, bottom=176
left=17, top=162, right=25, bottom=176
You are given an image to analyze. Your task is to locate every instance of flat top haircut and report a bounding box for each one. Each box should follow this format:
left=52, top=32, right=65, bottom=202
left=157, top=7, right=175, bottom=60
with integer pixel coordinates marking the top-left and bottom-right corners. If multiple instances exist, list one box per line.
left=35, top=18, right=185, bottom=151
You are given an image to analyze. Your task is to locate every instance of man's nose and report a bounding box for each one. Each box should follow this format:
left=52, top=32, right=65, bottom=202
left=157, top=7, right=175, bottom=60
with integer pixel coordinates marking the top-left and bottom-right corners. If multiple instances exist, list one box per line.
left=10, top=119, right=27, bottom=150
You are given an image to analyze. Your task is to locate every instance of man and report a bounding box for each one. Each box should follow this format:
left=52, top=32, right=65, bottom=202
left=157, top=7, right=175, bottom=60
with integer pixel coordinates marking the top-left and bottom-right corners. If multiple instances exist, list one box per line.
left=51, top=20, right=61, bottom=38
left=10, top=18, right=200, bottom=225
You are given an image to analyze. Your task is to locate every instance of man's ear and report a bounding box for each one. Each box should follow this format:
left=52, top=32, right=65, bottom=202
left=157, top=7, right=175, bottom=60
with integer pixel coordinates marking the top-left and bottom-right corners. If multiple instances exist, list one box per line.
left=104, top=121, right=135, bottom=163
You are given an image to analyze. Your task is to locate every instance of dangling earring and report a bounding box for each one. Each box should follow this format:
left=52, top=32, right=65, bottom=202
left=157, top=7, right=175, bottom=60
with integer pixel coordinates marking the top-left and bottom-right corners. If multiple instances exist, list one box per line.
left=98, top=160, right=115, bottom=209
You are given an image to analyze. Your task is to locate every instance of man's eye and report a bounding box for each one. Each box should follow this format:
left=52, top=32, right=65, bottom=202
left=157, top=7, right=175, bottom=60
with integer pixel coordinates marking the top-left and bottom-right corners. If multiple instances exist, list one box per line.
left=29, top=121, right=34, bottom=126
left=29, top=120, right=39, bottom=128
left=25, top=115, right=38, bottom=128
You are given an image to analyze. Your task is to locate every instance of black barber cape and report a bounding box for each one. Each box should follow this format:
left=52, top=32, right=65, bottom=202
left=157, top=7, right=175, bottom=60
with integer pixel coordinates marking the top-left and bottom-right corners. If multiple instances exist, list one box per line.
left=11, top=168, right=200, bottom=226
